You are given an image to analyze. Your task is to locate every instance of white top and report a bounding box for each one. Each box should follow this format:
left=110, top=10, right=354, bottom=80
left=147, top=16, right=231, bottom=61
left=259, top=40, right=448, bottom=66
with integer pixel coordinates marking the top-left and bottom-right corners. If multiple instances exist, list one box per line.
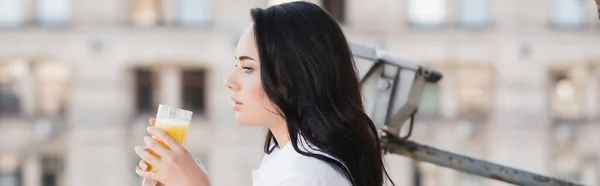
left=252, top=137, right=352, bottom=186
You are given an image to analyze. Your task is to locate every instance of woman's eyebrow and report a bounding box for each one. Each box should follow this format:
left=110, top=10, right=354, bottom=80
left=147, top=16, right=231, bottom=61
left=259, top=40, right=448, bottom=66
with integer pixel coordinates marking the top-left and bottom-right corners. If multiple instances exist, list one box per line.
left=235, top=55, right=256, bottom=61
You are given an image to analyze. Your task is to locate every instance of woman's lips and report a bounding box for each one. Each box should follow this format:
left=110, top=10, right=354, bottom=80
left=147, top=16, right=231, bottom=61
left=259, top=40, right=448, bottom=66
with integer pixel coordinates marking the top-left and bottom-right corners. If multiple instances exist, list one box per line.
left=231, top=97, right=243, bottom=110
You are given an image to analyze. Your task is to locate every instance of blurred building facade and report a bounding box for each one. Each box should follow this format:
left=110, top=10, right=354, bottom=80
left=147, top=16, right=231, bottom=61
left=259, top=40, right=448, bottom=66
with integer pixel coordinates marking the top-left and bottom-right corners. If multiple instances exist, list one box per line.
left=0, top=0, right=599, bottom=186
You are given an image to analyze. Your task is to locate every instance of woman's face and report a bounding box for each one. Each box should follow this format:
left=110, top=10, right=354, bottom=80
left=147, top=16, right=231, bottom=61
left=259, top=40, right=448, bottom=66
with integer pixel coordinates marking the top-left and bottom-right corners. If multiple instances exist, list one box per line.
left=226, top=24, right=281, bottom=126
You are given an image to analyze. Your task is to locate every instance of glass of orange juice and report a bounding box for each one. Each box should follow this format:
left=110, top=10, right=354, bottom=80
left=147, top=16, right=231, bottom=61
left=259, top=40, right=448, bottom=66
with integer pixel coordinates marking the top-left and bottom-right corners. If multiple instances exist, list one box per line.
left=142, top=104, right=193, bottom=186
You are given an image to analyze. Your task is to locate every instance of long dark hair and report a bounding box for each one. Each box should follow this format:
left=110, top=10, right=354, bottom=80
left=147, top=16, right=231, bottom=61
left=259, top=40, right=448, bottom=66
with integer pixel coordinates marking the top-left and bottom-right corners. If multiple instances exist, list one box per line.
left=250, top=1, right=394, bottom=186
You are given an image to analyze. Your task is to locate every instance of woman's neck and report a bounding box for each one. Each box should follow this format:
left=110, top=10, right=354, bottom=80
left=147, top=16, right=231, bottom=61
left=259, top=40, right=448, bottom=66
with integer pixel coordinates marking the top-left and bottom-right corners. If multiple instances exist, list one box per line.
left=269, top=120, right=290, bottom=148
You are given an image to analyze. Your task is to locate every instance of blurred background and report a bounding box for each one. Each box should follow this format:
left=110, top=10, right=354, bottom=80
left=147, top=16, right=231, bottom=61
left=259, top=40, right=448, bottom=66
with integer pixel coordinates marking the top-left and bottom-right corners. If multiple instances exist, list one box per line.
left=0, top=0, right=599, bottom=186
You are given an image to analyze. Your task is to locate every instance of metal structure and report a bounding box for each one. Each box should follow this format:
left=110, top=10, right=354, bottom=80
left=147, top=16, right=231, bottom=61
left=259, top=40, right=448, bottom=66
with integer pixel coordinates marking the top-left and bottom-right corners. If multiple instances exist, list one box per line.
left=596, top=0, right=600, bottom=20
left=349, top=42, right=584, bottom=186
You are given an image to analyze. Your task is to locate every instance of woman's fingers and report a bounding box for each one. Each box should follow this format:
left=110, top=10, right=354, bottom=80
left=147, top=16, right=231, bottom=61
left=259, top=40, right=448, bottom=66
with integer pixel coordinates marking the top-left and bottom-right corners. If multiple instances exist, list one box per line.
left=143, top=136, right=171, bottom=156
left=147, top=127, right=182, bottom=151
left=149, top=117, right=156, bottom=127
left=136, top=165, right=160, bottom=180
left=134, top=146, right=160, bottom=166
left=138, top=160, right=149, bottom=171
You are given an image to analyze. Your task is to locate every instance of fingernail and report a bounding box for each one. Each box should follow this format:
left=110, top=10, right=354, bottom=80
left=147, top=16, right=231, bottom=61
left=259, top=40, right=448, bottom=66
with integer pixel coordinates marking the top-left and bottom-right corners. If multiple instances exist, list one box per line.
left=135, top=146, right=141, bottom=151
left=141, top=162, right=148, bottom=170
left=143, top=136, right=150, bottom=142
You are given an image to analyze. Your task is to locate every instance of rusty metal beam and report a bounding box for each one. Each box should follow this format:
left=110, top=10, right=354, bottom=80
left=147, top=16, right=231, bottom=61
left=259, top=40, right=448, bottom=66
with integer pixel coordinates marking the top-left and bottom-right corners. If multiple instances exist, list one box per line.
left=351, top=42, right=584, bottom=185
left=381, top=134, right=584, bottom=186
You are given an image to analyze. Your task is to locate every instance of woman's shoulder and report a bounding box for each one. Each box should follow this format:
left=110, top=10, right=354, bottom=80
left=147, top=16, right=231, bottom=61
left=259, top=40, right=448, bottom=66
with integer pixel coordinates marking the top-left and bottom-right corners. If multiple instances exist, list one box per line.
left=290, top=155, right=345, bottom=176
left=281, top=139, right=351, bottom=185
left=254, top=149, right=351, bottom=186
left=255, top=136, right=352, bottom=186
left=282, top=155, right=351, bottom=186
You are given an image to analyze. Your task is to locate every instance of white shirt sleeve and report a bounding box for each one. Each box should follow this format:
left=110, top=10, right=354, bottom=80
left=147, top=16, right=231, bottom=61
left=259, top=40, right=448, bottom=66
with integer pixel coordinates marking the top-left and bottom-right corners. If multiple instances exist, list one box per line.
left=252, top=139, right=351, bottom=186
left=252, top=157, right=351, bottom=186
left=271, top=177, right=323, bottom=186
left=278, top=157, right=351, bottom=186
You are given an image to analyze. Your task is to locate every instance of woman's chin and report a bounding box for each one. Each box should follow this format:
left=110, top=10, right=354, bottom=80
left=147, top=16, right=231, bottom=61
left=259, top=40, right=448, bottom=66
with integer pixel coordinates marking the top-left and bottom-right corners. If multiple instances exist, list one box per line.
left=234, top=114, right=250, bottom=125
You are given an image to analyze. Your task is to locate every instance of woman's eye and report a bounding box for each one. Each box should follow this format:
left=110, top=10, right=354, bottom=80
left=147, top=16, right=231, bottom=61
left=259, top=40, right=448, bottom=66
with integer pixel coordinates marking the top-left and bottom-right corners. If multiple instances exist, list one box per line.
left=242, top=66, right=253, bottom=73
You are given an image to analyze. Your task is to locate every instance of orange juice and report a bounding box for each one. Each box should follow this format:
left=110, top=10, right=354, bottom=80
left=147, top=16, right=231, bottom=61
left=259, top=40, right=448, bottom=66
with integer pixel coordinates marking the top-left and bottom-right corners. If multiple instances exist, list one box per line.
left=147, top=118, right=190, bottom=172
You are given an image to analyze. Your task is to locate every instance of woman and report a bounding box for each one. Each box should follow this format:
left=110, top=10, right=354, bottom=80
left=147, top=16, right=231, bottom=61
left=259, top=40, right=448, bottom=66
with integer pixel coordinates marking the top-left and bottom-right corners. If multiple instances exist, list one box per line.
left=134, top=1, right=394, bottom=186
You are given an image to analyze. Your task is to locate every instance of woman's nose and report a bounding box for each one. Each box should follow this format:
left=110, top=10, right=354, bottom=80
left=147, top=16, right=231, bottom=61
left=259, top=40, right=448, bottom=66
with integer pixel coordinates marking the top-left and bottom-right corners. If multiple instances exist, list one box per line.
left=225, top=71, right=239, bottom=91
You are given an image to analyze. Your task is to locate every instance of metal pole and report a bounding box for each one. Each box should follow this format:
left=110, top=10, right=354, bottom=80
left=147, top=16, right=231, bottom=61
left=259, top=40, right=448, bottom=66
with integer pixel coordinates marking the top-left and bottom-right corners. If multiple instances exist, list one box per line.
left=381, top=135, right=584, bottom=186
left=595, top=0, right=600, bottom=20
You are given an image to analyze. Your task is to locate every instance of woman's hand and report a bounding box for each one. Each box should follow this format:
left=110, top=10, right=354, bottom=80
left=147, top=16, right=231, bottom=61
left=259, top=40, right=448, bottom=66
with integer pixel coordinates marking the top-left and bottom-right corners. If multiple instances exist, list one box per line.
left=135, top=118, right=210, bottom=186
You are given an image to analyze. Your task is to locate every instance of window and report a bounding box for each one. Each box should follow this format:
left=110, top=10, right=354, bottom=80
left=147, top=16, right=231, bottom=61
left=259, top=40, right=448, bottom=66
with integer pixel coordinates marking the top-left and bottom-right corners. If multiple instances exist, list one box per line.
left=0, top=63, right=21, bottom=115
left=132, top=0, right=163, bottom=26
left=178, top=0, right=211, bottom=26
left=0, top=152, right=21, bottom=186
left=36, top=0, right=71, bottom=26
left=0, top=61, right=71, bottom=116
left=181, top=69, right=206, bottom=114
left=0, top=84, right=21, bottom=115
left=408, top=0, right=446, bottom=27
left=42, top=156, right=64, bottom=186
left=412, top=161, right=444, bottom=186
left=35, top=62, right=71, bottom=115
left=0, top=0, right=26, bottom=27
left=456, top=66, right=493, bottom=121
left=135, top=69, right=157, bottom=113
left=0, top=171, right=20, bottom=186
left=552, top=0, right=587, bottom=28
left=268, top=0, right=346, bottom=23
left=459, top=0, right=491, bottom=28
left=412, top=161, right=423, bottom=186
left=550, top=72, right=581, bottom=119
left=267, top=0, right=295, bottom=6
left=418, top=83, right=439, bottom=116
left=322, top=0, right=346, bottom=23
